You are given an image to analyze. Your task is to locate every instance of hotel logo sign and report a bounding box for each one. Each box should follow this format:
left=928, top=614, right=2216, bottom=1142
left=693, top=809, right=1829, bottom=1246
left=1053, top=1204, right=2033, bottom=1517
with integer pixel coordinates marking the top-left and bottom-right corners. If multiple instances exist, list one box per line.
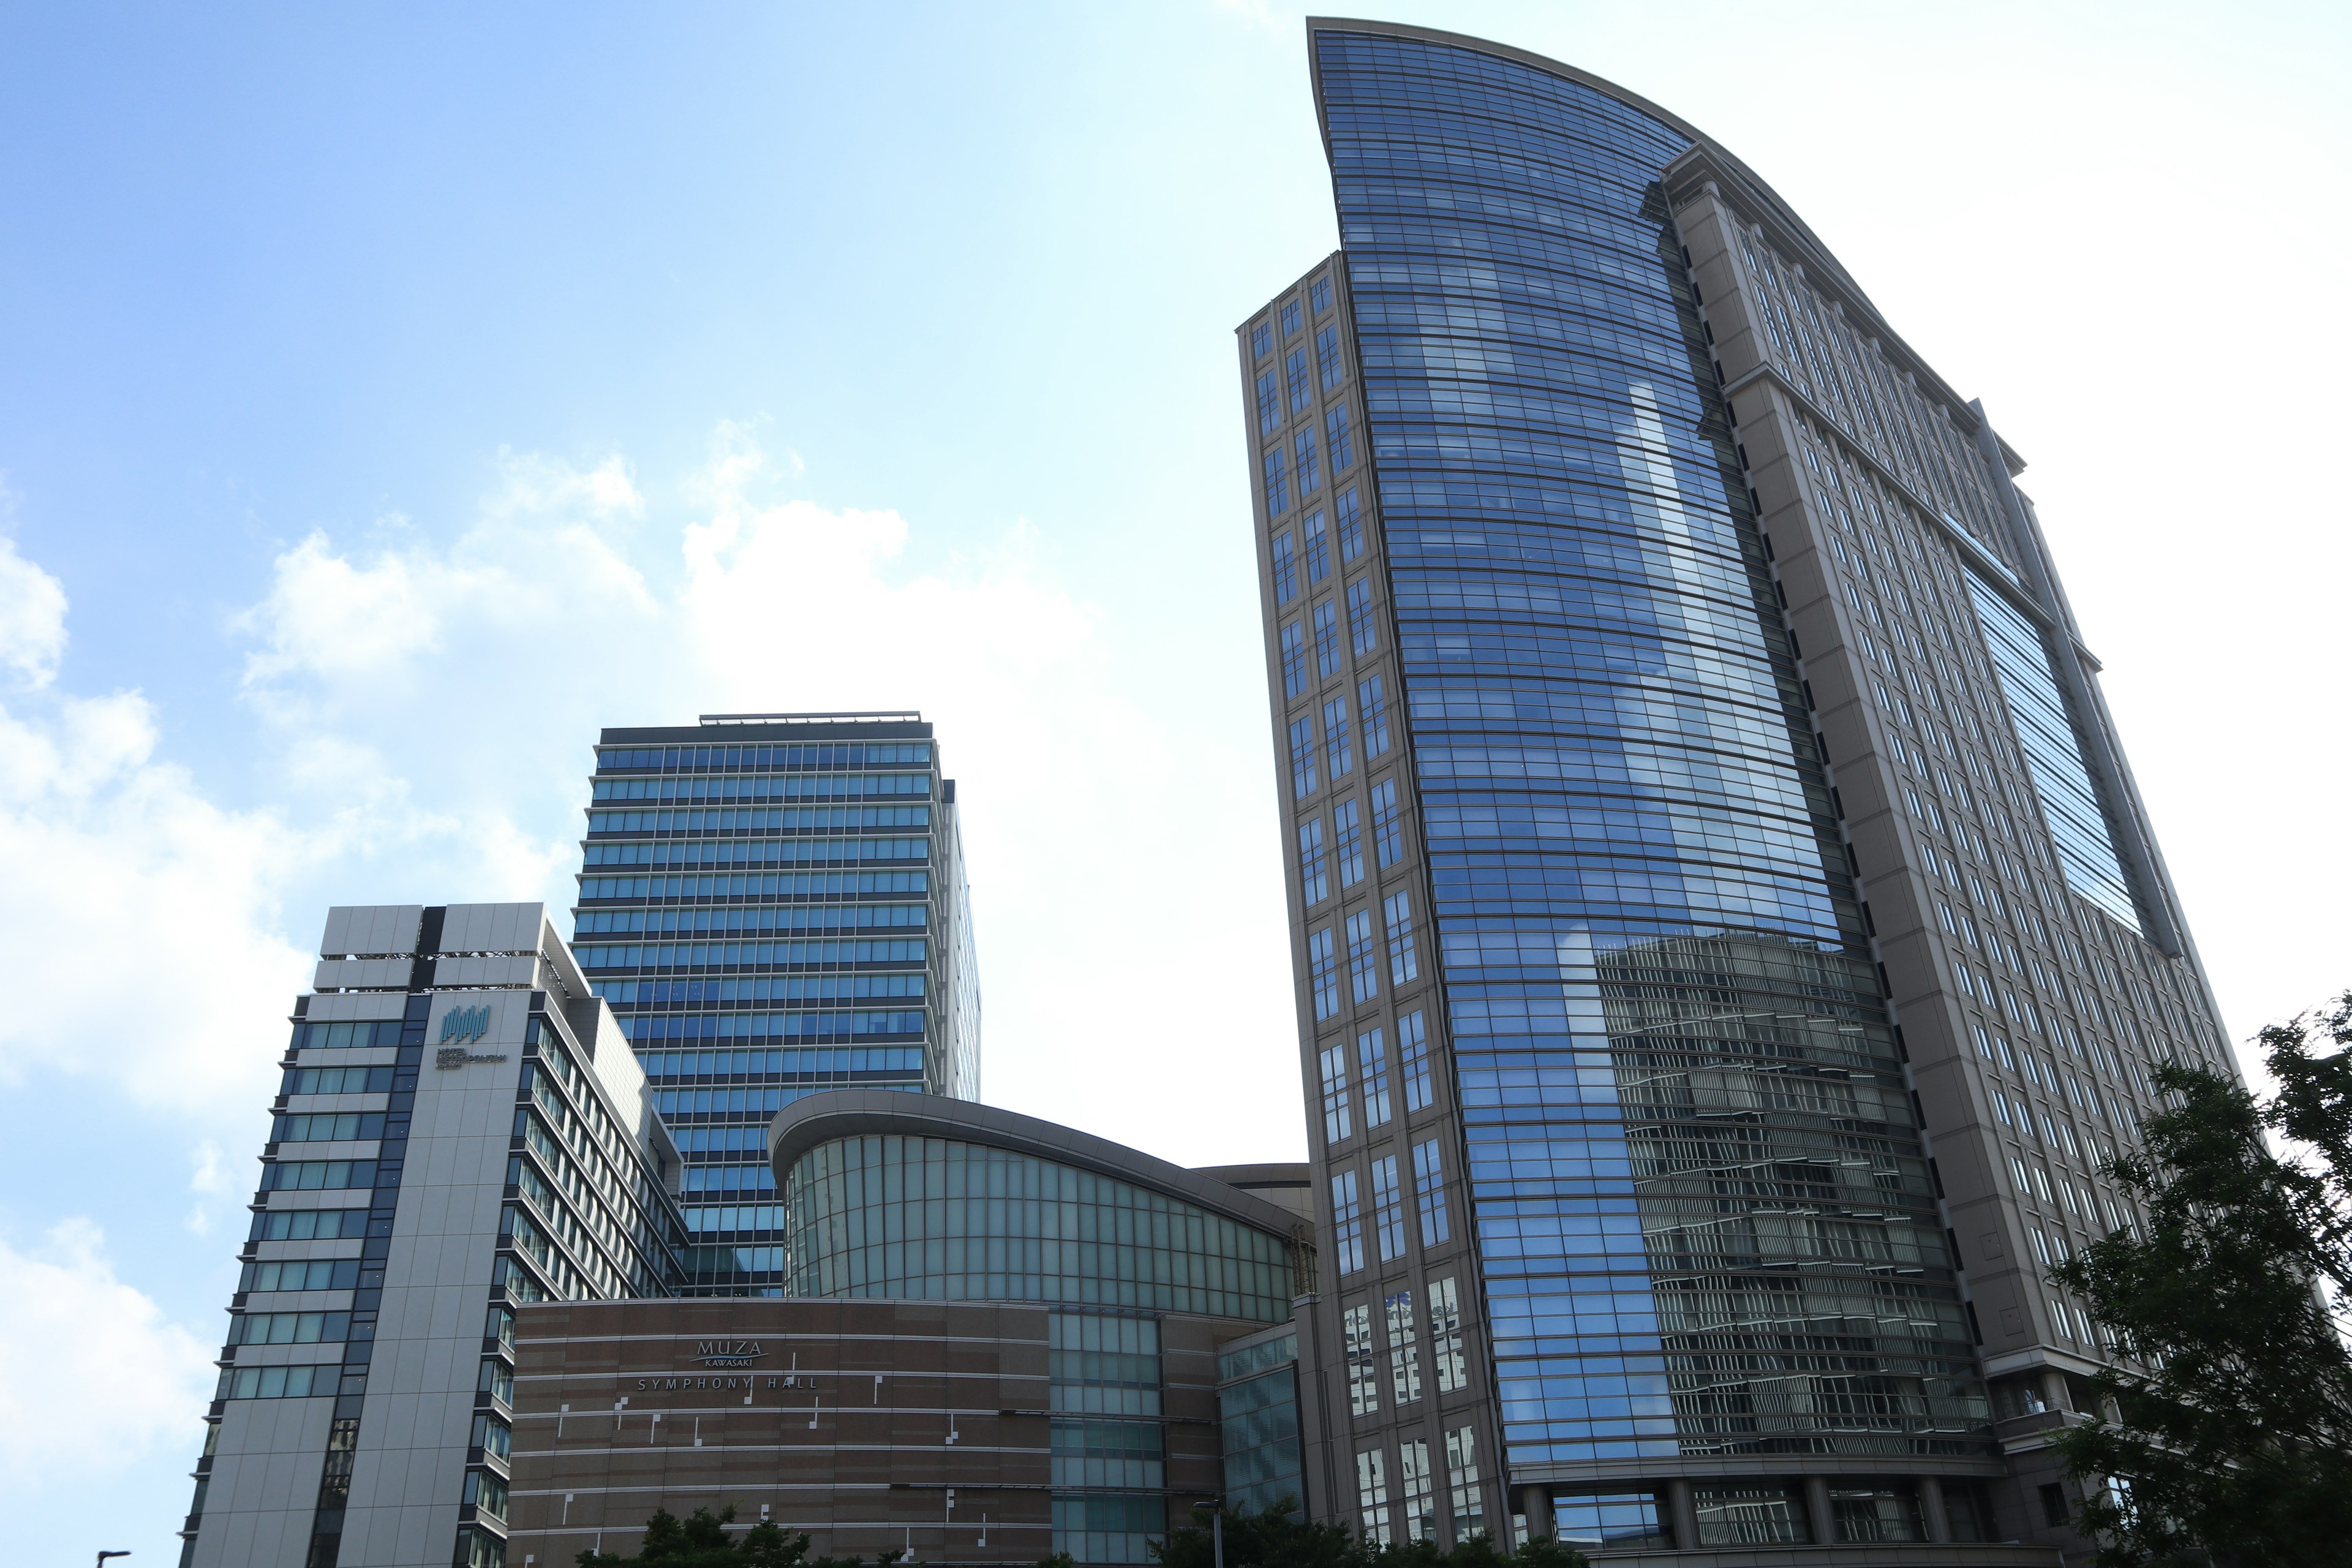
left=435, top=1006, right=508, bottom=1070
left=439, top=1006, right=492, bottom=1044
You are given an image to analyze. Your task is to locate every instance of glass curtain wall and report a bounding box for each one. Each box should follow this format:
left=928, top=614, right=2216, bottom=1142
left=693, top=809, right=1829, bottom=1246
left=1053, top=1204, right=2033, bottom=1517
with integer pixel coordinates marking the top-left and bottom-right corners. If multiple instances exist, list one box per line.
left=1314, top=29, right=1981, bottom=1465
left=573, top=734, right=946, bottom=1292
left=782, top=1134, right=1298, bottom=1322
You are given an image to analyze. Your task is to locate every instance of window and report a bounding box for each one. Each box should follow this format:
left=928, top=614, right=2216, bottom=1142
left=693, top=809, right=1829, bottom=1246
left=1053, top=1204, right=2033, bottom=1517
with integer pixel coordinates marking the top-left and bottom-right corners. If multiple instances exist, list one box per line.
left=1399, top=1011, right=1433, bottom=1112
left=1384, top=891, right=1419, bottom=986
left=1553, top=1493, right=1667, bottom=1553
left=1344, top=1301, right=1378, bottom=1414
left=1357, top=1450, right=1392, bottom=1547
left=1327, top=402, right=1354, bottom=472
left=2038, top=1484, right=2070, bottom=1528
left=1429, top=1276, right=1466, bottom=1392
left=1324, top=696, right=1353, bottom=780
left=463, top=1468, right=509, bottom=1523
left=1295, top=428, right=1320, bottom=496
left=1303, top=508, right=1331, bottom=584
left=1281, top=300, right=1300, bottom=339
left=1310, top=276, right=1330, bottom=315
left=1252, top=320, right=1271, bottom=360
left=1280, top=622, right=1306, bottom=699
left=1287, top=348, right=1311, bottom=413
left=1336, top=487, right=1364, bottom=560
left=1270, top=530, right=1298, bottom=604
left=222, top=1363, right=334, bottom=1401
left=1360, top=678, right=1391, bottom=760
left=1348, top=577, right=1378, bottom=655
left=1398, top=1439, right=1434, bottom=1542
left=1371, top=1155, right=1406, bottom=1262
left=1333, top=799, right=1365, bottom=887
left=284, top=1065, right=394, bottom=1096
left=1256, top=370, right=1278, bottom=434
left=1298, top=819, right=1329, bottom=906
left=1310, top=929, right=1339, bottom=1021
left=1314, top=600, right=1342, bottom=678
left=240, top=1257, right=361, bottom=1293
left=231, top=1310, right=351, bottom=1346
left=273, top=1111, right=386, bottom=1142
left=1316, top=324, right=1342, bottom=389
left=1385, top=1290, right=1422, bottom=1406
left=1444, top=1426, right=1482, bottom=1535
left=1288, top=716, right=1317, bottom=798
left=1319, top=1046, right=1352, bottom=1144
left=1359, top=1029, right=1392, bottom=1128
left=1370, top=775, right=1403, bottom=865
left=1413, top=1138, right=1449, bottom=1245
left=262, top=1160, right=376, bottom=1192
left=1346, top=910, right=1379, bottom=1005
left=1263, top=447, right=1288, bottom=515
left=1332, top=1170, right=1363, bottom=1275
left=253, top=1207, right=368, bottom=1243
left=1692, top=1485, right=1810, bottom=1545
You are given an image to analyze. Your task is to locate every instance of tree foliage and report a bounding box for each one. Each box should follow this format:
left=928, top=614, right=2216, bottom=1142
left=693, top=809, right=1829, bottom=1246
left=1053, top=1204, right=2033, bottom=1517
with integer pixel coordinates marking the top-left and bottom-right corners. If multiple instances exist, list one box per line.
left=1150, top=1501, right=1586, bottom=1568
left=2048, top=999, right=2352, bottom=1567
left=575, top=1504, right=898, bottom=1568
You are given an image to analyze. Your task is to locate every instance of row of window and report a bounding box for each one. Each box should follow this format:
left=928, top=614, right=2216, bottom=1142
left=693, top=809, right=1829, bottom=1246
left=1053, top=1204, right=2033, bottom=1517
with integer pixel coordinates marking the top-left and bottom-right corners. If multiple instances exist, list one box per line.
left=1262, top=403, right=1359, bottom=514
left=1297, top=778, right=1408, bottom=903
left=639, top=1046, right=927, bottom=1079
left=593, top=742, right=930, bottom=772
left=575, top=903, right=928, bottom=935
left=1278, top=577, right=1383, bottom=699
left=591, top=973, right=924, bottom=1006
left=1270, top=478, right=1368, bottom=606
left=282, top=1065, right=397, bottom=1097
left=274, top=1111, right=385, bottom=1144
left=1352, top=1419, right=1483, bottom=1547
left=1289, top=676, right=1392, bottom=798
left=587, top=804, right=930, bottom=835
left=1250, top=274, right=1333, bottom=364
left=1307, top=897, right=1422, bottom=1022
left=581, top=835, right=927, bottom=869
left=577, top=939, right=925, bottom=971
left=1330, top=1136, right=1450, bottom=1276
left=578, top=870, right=929, bottom=901
left=1319, top=1011, right=1435, bottom=1142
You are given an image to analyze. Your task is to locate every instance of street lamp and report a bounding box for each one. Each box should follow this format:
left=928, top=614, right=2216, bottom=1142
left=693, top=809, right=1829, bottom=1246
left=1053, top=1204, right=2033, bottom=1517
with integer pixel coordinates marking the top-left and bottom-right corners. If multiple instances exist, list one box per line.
left=1193, top=1496, right=1224, bottom=1568
left=97, top=1554, right=132, bottom=1566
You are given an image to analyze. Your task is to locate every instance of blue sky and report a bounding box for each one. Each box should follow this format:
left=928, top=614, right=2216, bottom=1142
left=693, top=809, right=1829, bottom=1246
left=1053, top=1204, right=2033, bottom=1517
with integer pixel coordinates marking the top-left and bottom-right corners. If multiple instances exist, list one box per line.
left=0, top=2, right=2345, bottom=1560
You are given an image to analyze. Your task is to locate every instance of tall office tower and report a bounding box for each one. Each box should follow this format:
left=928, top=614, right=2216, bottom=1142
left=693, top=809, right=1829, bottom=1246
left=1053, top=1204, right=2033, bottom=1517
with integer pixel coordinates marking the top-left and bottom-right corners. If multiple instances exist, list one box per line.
left=571, top=712, right=980, bottom=1294
left=183, top=902, right=683, bottom=1568
left=1240, top=20, right=2239, bottom=1559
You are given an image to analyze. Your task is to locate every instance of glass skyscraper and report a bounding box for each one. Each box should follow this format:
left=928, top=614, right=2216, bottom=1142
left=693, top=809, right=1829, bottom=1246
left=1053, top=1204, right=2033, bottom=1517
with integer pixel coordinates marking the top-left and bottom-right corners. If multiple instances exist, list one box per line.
left=570, top=712, right=979, bottom=1294
left=1242, top=20, right=2237, bottom=1557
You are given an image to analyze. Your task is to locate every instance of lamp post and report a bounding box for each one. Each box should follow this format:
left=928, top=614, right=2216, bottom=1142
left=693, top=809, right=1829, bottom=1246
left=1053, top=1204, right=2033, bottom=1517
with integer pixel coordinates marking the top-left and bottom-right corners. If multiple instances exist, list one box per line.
left=97, top=1554, right=132, bottom=1566
left=1195, top=1496, right=1224, bottom=1568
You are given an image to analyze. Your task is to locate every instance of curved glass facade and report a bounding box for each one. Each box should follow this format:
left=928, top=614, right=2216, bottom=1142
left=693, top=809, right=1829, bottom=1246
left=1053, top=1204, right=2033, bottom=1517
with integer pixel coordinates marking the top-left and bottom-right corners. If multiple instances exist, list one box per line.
left=1316, top=31, right=1981, bottom=1464
left=783, top=1133, right=1298, bottom=1323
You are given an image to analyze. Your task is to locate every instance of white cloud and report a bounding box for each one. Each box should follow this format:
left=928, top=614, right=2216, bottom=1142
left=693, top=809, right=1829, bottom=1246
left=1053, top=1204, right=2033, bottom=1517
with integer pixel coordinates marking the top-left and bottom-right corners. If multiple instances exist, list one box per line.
left=231, top=427, right=1303, bottom=1162
left=0, top=531, right=67, bottom=688
left=0, top=1219, right=216, bottom=1480
left=0, top=684, right=318, bottom=1114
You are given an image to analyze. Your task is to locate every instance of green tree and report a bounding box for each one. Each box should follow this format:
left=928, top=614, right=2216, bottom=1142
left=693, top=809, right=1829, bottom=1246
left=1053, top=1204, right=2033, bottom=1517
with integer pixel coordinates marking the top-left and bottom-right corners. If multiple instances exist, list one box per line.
left=1151, top=1501, right=1585, bottom=1568
left=576, top=1504, right=846, bottom=1568
left=2048, top=999, right=2352, bottom=1567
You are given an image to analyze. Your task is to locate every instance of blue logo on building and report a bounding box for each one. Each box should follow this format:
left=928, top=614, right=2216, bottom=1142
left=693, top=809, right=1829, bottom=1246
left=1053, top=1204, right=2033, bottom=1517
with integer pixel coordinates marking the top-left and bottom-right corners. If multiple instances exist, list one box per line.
left=439, top=1005, right=491, bottom=1044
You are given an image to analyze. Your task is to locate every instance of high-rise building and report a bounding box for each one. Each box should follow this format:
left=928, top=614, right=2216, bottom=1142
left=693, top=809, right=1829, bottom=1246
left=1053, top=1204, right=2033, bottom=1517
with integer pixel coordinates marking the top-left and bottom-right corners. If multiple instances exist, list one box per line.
left=1240, top=19, right=2239, bottom=1558
left=571, top=712, right=979, bottom=1294
left=183, top=902, right=685, bottom=1568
